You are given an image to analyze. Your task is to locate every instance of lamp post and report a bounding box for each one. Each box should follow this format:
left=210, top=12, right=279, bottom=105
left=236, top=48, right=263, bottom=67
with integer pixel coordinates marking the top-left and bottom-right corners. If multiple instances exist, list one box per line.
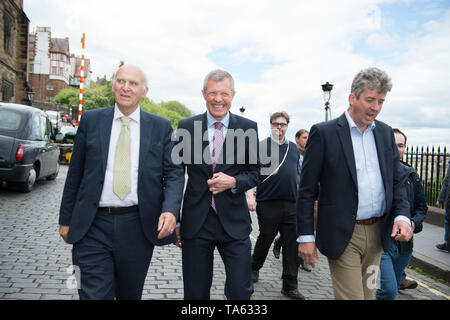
left=69, top=103, right=72, bottom=121
left=239, top=106, right=246, bottom=116
left=321, top=81, right=333, bottom=121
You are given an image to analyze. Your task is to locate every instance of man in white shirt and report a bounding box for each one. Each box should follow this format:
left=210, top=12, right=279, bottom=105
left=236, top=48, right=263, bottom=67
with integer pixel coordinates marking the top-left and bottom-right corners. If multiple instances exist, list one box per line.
left=59, top=65, right=184, bottom=299
left=297, top=67, right=412, bottom=299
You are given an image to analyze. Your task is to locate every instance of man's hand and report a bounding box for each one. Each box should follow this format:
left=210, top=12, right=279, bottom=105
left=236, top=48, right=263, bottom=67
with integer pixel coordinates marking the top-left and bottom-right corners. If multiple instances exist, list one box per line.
left=436, top=201, right=442, bottom=208
left=391, top=220, right=413, bottom=242
left=174, top=227, right=182, bottom=248
left=59, top=225, right=70, bottom=243
left=157, top=212, right=176, bottom=239
left=246, top=188, right=256, bottom=211
left=207, top=172, right=236, bottom=195
left=298, top=242, right=318, bottom=268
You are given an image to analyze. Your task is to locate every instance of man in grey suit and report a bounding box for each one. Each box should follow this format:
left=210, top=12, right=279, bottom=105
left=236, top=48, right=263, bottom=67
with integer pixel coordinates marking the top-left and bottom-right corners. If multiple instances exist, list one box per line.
left=297, top=67, right=413, bottom=299
left=59, top=64, right=184, bottom=299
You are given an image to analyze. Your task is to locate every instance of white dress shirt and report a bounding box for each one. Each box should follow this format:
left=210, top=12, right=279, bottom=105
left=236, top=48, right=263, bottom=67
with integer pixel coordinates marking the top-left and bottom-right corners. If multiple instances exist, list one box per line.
left=99, top=105, right=140, bottom=207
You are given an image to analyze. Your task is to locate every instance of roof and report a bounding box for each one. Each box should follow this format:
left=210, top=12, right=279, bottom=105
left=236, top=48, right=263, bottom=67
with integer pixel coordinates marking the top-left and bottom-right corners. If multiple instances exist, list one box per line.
left=0, top=102, right=44, bottom=115
left=50, top=38, right=70, bottom=55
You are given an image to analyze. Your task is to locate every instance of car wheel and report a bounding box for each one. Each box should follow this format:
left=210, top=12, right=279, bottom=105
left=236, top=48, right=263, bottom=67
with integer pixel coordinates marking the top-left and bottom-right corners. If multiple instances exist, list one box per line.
left=47, top=162, right=60, bottom=180
left=17, top=166, right=37, bottom=193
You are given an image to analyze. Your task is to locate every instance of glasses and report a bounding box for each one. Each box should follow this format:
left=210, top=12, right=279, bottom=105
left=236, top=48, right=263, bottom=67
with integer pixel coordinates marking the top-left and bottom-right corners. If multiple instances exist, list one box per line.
left=206, top=91, right=232, bottom=99
left=271, top=122, right=288, bottom=128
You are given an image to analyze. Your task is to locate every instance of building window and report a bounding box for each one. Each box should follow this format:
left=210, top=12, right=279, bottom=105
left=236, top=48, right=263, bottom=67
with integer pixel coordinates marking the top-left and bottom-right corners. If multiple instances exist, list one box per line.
left=60, top=67, right=64, bottom=75
left=3, top=11, right=14, bottom=55
left=52, top=67, right=57, bottom=75
left=46, top=84, right=54, bottom=91
left=1, top=80, right=14, bottom=102
left=46, top=96, right=54, bottom=101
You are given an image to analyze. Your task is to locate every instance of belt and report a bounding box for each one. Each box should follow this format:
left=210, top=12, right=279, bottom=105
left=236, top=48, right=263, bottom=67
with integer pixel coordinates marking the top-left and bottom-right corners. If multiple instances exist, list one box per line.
left=98, top=205, right=139, bottom=214
left=356, top=216, right=384, bottom=225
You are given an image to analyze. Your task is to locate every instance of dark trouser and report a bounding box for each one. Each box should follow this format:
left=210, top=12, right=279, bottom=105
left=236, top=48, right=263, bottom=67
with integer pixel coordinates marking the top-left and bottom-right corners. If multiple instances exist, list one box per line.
left=252, top=200, right=299, bottom=291
left=274, top=236, right=306, bottom=265
left=182, top=208, right=253, bottom=300
left=72, top=208, right=154, bottom=300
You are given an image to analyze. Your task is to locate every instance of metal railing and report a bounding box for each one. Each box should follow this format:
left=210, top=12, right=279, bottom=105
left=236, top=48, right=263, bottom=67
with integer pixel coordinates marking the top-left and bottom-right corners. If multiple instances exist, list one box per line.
left=404, top=146, right=448, bottom=206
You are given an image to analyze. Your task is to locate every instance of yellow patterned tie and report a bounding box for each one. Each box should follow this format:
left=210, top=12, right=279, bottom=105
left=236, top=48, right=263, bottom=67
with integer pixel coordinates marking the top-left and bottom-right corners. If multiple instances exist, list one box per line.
left=113, top=116, right=131, bottom=200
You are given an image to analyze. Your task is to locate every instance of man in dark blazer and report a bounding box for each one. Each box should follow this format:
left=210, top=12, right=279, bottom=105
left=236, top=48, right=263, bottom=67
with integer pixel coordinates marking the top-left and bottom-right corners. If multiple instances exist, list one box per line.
left=174, top=69, right=260, bottom=300
left=297, top=67, right=413, bottom=300
left=58, top=64, right=184, bottom=299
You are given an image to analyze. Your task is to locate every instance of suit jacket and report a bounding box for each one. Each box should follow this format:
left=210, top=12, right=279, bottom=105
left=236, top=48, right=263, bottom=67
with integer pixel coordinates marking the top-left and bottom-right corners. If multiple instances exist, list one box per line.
left=176, top=112, right=260, bottom=240
left=297, top=112, right=410, bottom=259
left=59, top=106, right=184, bottom=245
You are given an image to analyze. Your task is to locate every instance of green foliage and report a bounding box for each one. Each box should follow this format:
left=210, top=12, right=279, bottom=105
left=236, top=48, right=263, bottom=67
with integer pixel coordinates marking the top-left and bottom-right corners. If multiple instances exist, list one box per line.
left=53, top=83, right=193, bottom=128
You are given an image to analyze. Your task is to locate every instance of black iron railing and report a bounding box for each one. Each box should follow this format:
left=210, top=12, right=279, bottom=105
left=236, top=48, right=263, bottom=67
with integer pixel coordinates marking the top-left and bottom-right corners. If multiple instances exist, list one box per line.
left=404, top=146, right=448, bottom=207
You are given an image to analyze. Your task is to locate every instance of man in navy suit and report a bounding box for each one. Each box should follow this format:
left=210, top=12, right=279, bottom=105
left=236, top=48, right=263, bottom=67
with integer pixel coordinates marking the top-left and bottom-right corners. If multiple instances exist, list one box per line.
left=297, top=67, right=413, bottom=299
left=174, top=69, right=260, bottom=300
left=58, top=64, right=184, bottom=299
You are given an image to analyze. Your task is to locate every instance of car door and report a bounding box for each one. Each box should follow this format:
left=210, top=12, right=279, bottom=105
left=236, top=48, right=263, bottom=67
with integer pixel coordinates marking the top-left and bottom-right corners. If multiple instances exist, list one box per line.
left=43, top=116, right=59, bottom=173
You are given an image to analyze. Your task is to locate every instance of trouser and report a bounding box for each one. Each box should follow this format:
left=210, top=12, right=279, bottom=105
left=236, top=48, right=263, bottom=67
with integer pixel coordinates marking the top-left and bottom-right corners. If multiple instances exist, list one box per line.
left=376, top=239, right=412, bottom=300
left=72, top=208, right=154, bottom=300
left=182, top=208, right=253, bottom=300
left=252, top=200, right=299, bottom=291
left=327, top=221, right=382, bottom=300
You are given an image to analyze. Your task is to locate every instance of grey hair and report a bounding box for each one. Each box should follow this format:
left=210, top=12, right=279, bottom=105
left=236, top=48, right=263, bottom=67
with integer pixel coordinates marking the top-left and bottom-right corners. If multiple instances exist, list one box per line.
left=112, top=64, right=149, bottom=92
left=202, top=69, right=235, bottom=92
left=351, top=67, right=392, bottom=99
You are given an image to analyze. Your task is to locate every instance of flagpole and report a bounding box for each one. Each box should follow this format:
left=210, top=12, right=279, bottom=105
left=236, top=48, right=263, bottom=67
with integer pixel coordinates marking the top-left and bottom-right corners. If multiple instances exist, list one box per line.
left=78, top=33, right=85, bottom=125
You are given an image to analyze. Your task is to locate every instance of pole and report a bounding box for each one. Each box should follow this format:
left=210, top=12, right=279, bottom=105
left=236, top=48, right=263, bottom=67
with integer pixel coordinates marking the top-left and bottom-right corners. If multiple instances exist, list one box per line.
left=78, top=33, right=85, bottom=125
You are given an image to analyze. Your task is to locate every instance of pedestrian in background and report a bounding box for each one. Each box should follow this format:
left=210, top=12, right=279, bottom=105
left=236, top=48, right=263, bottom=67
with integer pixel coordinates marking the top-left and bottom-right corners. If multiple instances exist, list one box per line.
left=376, top=128, right=427, bottom=299
left=247, top=112, right=306, bottom=300
left=273, top=128, right=311, bottom=272
left=436, top=160, right=450, bottom=252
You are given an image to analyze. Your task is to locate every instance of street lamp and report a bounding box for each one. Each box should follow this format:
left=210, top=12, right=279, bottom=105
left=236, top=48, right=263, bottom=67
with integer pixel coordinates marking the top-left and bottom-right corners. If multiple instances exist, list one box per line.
left=69, top=103, right=72, bottom=121
left=321, top=81, right=333, bottom=121
left=240, top=106, right=246, bottom=116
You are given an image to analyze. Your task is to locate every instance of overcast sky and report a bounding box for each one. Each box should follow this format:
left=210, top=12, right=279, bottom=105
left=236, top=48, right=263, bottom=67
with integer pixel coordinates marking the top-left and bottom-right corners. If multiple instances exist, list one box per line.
left=24, top=0, right=449, bottom=148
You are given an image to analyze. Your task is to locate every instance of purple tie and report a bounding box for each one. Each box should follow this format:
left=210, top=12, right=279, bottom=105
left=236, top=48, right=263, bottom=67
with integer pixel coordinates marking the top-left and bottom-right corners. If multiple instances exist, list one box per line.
left=211, top=121, right=224, bottom=211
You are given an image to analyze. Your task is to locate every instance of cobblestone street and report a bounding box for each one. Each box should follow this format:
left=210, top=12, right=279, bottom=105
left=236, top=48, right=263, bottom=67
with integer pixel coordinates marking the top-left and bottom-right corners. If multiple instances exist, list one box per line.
left=0, top=165, right=449, bottom=300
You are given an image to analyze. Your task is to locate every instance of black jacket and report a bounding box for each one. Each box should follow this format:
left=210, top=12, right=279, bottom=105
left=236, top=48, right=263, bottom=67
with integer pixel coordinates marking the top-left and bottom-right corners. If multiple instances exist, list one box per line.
left=397, top=161, right=428, bottom=253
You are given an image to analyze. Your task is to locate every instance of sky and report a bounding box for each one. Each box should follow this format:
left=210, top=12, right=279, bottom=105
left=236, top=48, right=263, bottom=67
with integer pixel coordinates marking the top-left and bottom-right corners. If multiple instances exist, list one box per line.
left=23, top=0, right=450, bottom=148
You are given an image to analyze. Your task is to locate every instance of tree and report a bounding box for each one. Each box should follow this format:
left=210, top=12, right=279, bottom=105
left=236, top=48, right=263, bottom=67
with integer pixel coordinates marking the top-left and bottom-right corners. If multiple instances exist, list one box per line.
left=53, top=83, right=193, bottom=128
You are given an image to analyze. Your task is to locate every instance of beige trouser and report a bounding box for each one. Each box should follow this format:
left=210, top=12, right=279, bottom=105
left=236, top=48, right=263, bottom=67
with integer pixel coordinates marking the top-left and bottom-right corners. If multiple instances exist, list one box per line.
left=327, top=221, right=383, bottom=300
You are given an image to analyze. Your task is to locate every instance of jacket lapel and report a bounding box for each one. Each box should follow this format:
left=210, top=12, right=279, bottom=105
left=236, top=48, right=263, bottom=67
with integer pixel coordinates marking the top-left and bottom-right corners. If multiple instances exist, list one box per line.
left=336, top=113, right=358, bottom=188
left=99, top=107, right=114, bottom=174
left=373, top=122, right=388, bottom=186
left=138, top=109, right=153, bottom=180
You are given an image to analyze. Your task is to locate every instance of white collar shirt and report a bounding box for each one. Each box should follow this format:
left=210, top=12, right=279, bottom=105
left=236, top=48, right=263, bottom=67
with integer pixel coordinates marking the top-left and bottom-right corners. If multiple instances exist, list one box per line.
left=99, top=105, right=140, bottom=207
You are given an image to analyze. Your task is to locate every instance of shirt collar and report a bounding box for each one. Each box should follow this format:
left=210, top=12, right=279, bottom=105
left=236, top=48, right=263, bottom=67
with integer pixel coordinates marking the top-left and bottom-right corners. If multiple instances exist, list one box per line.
left=206, top=110, right=229, bottom=129
left=114, top=104, right=140, bottom=124
left=344, top=109, right=376, bottom=133
left=270, top=135, right=288, bottom=145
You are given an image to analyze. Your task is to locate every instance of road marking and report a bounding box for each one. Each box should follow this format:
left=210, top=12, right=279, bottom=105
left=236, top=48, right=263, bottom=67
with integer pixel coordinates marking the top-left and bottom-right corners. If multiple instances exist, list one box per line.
left=412, top=278, right=450, bottom=300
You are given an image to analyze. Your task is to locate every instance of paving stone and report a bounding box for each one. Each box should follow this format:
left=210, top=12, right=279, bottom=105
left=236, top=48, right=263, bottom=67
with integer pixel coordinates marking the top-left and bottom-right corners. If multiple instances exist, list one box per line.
left=0, top=165, right=448, bottom=300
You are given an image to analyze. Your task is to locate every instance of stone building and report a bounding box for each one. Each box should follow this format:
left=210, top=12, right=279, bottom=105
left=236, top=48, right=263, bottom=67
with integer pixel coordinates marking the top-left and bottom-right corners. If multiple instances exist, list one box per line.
left=0, top=0, right=31, bottom=104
